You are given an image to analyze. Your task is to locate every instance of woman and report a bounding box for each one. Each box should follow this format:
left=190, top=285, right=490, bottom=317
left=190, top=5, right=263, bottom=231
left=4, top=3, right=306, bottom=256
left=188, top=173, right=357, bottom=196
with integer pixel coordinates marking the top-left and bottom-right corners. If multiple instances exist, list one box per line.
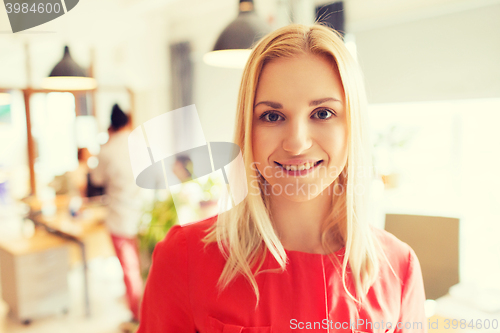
left=137, top=24, right=427, bottom=333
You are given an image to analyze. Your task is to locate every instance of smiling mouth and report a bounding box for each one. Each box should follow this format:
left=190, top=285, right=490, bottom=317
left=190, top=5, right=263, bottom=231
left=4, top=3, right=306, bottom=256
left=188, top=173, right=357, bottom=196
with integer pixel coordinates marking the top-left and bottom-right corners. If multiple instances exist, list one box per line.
left=274, top=160, right=323, bottom=171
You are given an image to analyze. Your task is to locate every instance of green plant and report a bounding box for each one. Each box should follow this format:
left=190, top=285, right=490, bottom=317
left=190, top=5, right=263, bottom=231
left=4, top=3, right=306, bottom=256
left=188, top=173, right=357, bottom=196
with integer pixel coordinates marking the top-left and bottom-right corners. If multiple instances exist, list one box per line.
left=198, top=173, right=223, bottom=202
left=138, top=194, right=178, bottom=260
left=137, top=174, right=223, bottom=278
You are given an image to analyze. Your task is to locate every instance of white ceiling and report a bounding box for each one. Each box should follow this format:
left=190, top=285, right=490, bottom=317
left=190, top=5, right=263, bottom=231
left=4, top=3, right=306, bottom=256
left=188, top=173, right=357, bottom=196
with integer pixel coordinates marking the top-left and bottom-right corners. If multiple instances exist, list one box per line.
left=2, top=0, right=499, bottom=37
left=133, top=0, right=500, bottom=32
left=343, top=0, right=500, bottom=31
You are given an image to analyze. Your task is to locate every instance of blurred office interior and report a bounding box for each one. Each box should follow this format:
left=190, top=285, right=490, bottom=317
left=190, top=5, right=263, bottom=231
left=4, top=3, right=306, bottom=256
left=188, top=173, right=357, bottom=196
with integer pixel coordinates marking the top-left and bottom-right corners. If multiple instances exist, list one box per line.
left=0, top=0, right=499, bottom=332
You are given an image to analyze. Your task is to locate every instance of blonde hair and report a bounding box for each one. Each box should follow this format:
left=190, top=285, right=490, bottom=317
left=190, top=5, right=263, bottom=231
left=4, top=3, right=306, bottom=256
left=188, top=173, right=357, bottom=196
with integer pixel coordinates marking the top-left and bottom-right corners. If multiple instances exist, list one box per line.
left=203, top=23, right=385, bottom=308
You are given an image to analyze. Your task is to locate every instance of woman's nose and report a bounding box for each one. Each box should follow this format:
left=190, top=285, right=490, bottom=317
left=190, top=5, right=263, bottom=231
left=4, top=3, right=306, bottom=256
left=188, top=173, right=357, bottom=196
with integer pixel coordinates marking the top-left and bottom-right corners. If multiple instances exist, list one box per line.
left=282, top=120, right=312, bottom=155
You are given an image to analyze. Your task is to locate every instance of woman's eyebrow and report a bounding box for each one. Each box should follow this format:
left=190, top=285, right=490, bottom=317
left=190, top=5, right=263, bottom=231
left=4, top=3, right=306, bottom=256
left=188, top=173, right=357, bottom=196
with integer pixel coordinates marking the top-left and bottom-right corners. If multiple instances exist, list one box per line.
left=254, top=101, right=283, bottom=109
left=309, top=97, right=342, bottom=106
left=254, top=97, right=342, bottom=109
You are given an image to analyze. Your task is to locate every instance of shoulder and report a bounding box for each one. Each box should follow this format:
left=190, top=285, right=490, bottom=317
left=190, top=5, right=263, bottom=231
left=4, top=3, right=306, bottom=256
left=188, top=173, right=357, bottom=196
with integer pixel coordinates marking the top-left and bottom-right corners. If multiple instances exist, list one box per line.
left=150, top=215, right=226, bottom=296
left=153, top=215, right=220, bottom=264
left=369, top=225, right=420, bottom=281
left=370, top=225, right=411, bottom=255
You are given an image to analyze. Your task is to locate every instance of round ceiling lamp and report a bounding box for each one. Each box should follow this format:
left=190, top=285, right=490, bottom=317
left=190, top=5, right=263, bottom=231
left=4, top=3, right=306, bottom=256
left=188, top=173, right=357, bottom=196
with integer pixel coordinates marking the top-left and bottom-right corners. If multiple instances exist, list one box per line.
left=203, top=0, right=271, bottom=69
left=41, top=46, right=97, bottom=91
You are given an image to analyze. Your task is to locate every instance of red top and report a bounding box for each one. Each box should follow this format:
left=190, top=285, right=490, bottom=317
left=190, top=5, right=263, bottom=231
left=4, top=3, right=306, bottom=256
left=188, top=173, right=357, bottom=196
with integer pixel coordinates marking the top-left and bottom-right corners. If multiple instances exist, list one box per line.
left=137, top=215, right=427, bottom=333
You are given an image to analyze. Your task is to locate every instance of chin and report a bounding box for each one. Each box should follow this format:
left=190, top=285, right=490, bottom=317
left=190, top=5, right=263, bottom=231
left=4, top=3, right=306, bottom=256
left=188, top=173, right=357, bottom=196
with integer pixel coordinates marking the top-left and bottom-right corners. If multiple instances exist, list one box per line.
left=283, top=193, right=323, bottom=202
left=263, top=179, right=331, bottom=201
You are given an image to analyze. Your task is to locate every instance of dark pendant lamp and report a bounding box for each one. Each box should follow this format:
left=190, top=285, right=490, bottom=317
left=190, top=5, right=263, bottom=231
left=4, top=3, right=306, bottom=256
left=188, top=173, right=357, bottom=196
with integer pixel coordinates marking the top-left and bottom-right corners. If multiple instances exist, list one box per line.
left=203, top=0, right=271, bottom=68
left=41, top=46, right=97, bottom=91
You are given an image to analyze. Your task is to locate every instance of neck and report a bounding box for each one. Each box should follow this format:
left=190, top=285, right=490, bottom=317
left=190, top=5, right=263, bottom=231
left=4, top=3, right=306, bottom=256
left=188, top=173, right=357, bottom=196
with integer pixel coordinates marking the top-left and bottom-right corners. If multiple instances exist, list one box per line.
left=269, top=182, right=340, bottom=254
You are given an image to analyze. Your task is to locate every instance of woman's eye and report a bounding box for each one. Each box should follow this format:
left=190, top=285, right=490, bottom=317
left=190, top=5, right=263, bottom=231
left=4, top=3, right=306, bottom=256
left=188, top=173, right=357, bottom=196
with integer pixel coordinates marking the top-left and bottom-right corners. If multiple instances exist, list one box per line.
left=260, top=112, right=283, bottom=122
left=259, top=109, right=335, bottom=122
left=313, top=109, right=335, bottom=120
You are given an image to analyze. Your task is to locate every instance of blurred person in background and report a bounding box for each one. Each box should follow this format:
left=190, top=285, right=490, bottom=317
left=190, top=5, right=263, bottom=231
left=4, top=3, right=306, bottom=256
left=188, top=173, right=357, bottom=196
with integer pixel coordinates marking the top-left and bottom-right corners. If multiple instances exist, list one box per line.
left=68, top=148, right=94, bottom=198
left=90, top=104, right=143, bottom=331
left=50, top=148, right=90, bottom=197
left=74, top=148, right=91, bottom=197
left=172, top=155, right=193, bottom=183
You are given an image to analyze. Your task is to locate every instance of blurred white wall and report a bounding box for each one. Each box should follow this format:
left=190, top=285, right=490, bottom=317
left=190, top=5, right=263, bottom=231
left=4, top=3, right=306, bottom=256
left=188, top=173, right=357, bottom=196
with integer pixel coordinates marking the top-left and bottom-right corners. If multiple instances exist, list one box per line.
left=351, top=1, right=500, bottom=103
left=164, top=0, right=242, bottom=144
left=164, top=0, right=277, bottom=144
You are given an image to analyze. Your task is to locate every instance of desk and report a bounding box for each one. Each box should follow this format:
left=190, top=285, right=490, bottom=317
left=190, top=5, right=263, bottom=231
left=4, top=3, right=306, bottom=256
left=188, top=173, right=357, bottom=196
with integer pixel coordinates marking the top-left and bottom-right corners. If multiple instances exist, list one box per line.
left=0, top=229, right=70, bottom=323
left=24, top=195, right=115, bottom=318
left=34, top=203, right=115, bottom=264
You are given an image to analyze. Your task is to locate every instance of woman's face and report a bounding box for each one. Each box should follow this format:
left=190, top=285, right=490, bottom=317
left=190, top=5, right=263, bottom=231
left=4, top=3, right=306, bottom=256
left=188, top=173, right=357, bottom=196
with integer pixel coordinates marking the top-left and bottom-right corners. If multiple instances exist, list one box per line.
left=252, top=53, right=347, bottom=202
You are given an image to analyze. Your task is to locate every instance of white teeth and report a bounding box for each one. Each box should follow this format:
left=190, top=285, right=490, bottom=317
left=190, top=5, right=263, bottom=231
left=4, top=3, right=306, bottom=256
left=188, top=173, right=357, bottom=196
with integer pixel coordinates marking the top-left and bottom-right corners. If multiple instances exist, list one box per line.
left=281, top=161, right=319, bottom=171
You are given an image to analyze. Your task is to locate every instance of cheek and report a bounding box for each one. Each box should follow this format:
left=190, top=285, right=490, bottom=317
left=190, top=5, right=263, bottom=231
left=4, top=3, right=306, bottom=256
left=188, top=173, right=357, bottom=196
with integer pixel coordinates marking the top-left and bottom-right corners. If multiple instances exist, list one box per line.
left=338, top=127, right=348, bottom=154
left=321, top=123, right=348, bottom=157
left=320, top=125, right=348, bottom=182
left=252, top=127, right=272, bottom=160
